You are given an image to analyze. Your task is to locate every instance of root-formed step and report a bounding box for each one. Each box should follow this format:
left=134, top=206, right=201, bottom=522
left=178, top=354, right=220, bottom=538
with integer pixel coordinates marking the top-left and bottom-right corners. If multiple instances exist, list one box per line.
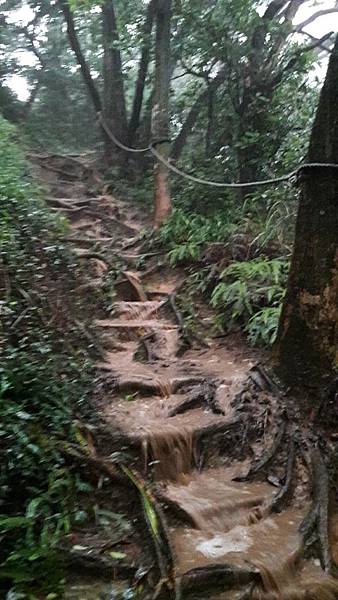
left=100, top=391, right=240, bottom=480
left=163, top=468, right=273, bottom=530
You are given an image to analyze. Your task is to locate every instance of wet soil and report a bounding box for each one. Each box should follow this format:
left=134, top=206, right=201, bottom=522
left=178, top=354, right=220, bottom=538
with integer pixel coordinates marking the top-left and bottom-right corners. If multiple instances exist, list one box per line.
left=37, top=155, right=338, bottom=599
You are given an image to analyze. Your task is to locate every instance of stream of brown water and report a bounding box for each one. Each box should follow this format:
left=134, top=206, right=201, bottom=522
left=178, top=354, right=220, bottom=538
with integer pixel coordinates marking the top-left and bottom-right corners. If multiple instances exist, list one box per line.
left=41, top=157, right=338, bottom=599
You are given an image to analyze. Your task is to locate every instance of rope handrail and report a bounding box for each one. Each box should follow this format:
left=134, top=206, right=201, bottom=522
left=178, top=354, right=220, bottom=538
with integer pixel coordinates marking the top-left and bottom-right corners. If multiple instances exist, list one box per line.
left=98, top=113, right=338, bottom=189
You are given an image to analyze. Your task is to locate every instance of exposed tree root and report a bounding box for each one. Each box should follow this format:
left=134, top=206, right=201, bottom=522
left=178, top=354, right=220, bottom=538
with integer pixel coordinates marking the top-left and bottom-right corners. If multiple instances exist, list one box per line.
left=266, top=434, right=296, bottom=513
left=167, top=293, right=186, bottom=336
left=76, top=252, right=110, bottom=264
left=61, top=236, right=113, bottom=244
left=114, top=375, right=204, bottom=396
left=46, top=197, right=90, bottom=209
left=234, top=419, right=286, bottom=482
left=167, top=381, right=221, bottom=417
left=35, top=162, right=78, bottom=178
left=228, top=371, right=338, bottom=588
left=300, top=447, right=334, bottom=574
left=167, top=388, right=205, bottom=417
left=164, top=293, right=210, bottom=352
left=178, top=564, right=261, bottom=595
left=135, top=333, right=155, bottom=363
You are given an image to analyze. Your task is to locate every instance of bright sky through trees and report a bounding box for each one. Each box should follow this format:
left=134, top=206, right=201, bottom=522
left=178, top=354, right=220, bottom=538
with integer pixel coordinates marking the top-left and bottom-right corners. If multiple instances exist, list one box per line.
left=2, top=0, right=337, bottom=100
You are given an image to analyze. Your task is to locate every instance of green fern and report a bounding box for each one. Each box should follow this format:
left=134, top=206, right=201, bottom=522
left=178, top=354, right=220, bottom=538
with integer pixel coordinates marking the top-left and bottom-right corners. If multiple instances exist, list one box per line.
left=211, top=258, right=288, bottom=345
left=158, top=208, right=235, bottom=265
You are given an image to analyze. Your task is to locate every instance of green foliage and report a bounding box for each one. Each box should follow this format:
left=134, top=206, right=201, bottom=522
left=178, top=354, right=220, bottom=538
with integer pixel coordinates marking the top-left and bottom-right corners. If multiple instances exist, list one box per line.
left=211, top=258, right=289, bottom=345
left=158, top=208, right=235, bottom=265
left=0, top=117, right=92, bottom=596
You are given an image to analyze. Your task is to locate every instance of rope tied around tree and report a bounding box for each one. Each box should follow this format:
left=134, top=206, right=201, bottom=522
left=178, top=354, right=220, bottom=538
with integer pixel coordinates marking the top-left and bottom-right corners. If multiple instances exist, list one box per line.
left=97, top=112, right=338, bottom=189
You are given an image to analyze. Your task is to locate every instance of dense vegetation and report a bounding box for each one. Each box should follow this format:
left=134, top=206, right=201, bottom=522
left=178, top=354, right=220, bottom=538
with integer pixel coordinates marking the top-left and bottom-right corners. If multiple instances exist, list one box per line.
left=0, top=1, right=338, bottom=597
left=0, top=117, right=92, bottom=596
left=0, top=0, right=327, bottom=345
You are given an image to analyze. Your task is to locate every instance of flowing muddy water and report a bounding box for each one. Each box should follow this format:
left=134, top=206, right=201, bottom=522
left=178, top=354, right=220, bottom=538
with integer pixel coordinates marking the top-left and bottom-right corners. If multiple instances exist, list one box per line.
left=42, top=159, right=338, bottom=599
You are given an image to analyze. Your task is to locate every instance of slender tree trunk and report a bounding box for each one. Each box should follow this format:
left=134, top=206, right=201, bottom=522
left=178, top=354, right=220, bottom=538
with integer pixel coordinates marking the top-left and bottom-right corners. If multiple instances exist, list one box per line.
left=21, top=79, right=42, bottom=121
left=59, top=0, right=102, bottom=114
left=102, top=0, right=128, bottom=164
left=205, top=84, right=214, bottom=157
left=171, top=69, right=225, bottom=161
left=128, top=0, right=155, bottom=146
left=152, top=0, right=173, bottom=228
left=274, top=35, right=338, bottom=392
left=171, top=88, right=208, bottom=161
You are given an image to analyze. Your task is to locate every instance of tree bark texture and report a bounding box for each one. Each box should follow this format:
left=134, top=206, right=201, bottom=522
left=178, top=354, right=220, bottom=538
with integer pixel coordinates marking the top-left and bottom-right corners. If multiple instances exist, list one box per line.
left=152, top=0, right=172, bottom=228
left=102, top=0, right=128, bottom=164
left=59, top=0, right=102, bottom=114
left=275, top=35, right=338, bottom=390
left=128, top=0, right=155, bottom=146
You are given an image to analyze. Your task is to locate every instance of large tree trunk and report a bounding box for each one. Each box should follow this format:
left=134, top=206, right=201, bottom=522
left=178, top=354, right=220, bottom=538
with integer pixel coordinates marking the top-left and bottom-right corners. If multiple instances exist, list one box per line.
left=59, top=0, right=102, bottom=114
left=102, top=0, right=128, bottom=164
left=128, top=0, right=155, bottom=147
left=274, top=35, right=338, bottom=391
left=152, top=0, right=172, bottom=228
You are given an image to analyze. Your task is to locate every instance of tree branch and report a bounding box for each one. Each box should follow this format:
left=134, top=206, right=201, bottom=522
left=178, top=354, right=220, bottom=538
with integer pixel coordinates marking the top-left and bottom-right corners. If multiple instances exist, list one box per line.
left=296, top=30, right=334, bottom=54
left=272, top=32, right=335, bottom=87
left=17, top=26, right=47, bottom=69
left=171, top=68, right=225, bottom=160
left=295, top=8, right=338, bottom=32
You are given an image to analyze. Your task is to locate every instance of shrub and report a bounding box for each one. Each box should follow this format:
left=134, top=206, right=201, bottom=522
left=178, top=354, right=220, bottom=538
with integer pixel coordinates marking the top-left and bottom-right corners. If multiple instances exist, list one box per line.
left=211, top=257, right=289, bottom=345
left=0, top=117, right=92, bottom=596
left=158, top=208, right=235, bottom=265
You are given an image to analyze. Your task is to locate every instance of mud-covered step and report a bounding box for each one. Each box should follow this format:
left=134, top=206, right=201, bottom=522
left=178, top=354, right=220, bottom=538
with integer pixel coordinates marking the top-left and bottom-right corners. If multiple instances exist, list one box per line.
left=162, top=467, right=273, bottom=529
left=95, top=318, right=178, bottom=344
left=111, top=300, right=165, bottom=321
left=134, top=328, right=180, bottom=361
left=95, top=318, right=177, bottom=331
left=98, top=393, right=240, bottom=479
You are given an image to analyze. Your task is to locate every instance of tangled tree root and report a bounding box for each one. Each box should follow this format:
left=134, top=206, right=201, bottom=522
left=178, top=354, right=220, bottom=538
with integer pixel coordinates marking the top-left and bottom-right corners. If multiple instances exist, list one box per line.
left=230, top=367, right=338, bottom=583
left=300, top=447, right=334, bottom=574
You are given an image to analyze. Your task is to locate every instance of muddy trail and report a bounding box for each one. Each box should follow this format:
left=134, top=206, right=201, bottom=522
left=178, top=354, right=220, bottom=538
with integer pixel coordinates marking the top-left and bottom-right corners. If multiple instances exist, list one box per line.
left=36, top=155, right=338, bottom=599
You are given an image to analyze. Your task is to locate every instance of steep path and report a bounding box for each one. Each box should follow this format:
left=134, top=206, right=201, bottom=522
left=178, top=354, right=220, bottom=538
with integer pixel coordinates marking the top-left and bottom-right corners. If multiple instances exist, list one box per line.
left=36, top=155, right=338, bottom=599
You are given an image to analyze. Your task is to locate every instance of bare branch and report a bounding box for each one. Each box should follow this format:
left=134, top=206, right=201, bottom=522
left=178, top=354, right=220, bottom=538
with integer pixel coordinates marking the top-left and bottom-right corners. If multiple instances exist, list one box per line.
left=180, top=59, right=209, bottom=81
left=295, top=8, right=338, bottom=32
left=299, top=31, right=335, bottom=54
left=272, top=32, right=335, bottom=87
left=297, top=29, right=334, bottom=54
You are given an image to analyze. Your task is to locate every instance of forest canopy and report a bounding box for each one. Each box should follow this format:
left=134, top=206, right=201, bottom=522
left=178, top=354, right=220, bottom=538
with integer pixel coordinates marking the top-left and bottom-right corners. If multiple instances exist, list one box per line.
left=1, top=1, right=338, bottom=598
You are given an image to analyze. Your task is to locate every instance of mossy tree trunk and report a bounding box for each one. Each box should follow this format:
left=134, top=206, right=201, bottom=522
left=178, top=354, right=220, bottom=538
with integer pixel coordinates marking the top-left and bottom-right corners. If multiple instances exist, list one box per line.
left=274, top=35, right=338, bottom=391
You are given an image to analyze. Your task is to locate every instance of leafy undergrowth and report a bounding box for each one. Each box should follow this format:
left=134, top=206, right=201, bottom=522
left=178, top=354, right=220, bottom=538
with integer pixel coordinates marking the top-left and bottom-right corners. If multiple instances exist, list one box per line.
left=211, top=258, right=288, bottom=345
left=0, top=118, right=95, bottom=597
left=156, top=186, right=295, bottom=345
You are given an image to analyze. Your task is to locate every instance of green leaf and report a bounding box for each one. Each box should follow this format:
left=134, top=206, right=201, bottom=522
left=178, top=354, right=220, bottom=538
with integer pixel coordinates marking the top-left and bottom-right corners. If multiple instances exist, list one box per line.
left=109, top=551, right=127, bottom=560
